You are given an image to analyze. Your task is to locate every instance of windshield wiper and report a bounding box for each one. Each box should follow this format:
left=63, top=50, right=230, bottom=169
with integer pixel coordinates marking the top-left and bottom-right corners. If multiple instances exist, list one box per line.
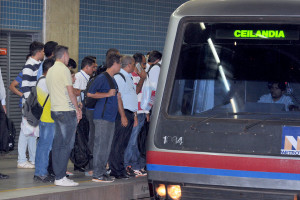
left=190, top=112, right=256, bottom=131
left=244, top=117, right=300, bottom=132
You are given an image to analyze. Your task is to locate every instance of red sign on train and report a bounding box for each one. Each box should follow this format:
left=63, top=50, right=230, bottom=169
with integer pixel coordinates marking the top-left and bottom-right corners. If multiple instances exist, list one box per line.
left=0, top=48, right=7, bottom=55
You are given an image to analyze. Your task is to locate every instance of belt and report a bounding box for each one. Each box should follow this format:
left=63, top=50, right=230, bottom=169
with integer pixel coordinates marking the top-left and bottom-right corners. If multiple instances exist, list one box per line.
left=124, top=109, right=134, bottom=114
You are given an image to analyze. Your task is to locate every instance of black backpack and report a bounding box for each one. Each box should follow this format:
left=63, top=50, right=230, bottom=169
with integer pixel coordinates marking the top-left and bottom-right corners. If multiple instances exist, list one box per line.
left=70, top=114, right=91, bottom=168
left=83, top=75, right=98, bottom=109
left=0, top=115, right=16, bottom=152
left=22, top=76, right=49, bottom=127
left=6, top=116, right=16, bottom=151
left=84, top=72, right=116, bottom=109
left=96, top=64, right=107, bottom=76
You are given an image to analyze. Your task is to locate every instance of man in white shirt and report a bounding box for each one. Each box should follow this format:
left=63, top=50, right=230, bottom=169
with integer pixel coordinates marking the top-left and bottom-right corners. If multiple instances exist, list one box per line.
left=72, top=56, right=95, bottom=173
left=73, top=56, right=95, bottom=106
left=124, top=53, right=148, bottom=177
left=258, top=82, right=295, bottom=111
left=146, top=50, right=162, bottom=108
left=109, top=56, right=139, bottom=179
left=0, top=68, right=9, bottom=179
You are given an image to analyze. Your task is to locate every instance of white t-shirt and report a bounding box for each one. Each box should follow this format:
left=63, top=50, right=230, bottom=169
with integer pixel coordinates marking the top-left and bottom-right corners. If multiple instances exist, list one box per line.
left=258, top=93, right=294, bottom=111
left=73, top=70, right=90, bottom=103
left=147, top=65, right=160, bottom=91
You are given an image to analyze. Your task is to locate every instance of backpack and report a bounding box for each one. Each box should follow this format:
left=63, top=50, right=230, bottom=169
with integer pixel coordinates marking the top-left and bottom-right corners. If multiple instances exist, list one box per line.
left=6, top=116, right=16, bottom=151
left=84, top=75, right=98, bottom=109
left=0, top=115, right=16, bottom=152
left=22, top=77, right=49, bottom=127
left=70, top=114, right=91, bottom=168
left=84, top=72, right=116, bottom=109
left=96, top=64, right=107, bottom=76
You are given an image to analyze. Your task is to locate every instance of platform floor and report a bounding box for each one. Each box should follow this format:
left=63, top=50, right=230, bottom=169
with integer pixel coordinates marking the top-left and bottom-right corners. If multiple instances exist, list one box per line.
left=0, top=154, right=149, bottom=200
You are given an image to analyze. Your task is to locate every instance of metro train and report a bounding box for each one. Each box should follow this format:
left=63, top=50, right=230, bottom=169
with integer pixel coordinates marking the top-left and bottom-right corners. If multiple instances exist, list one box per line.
left=146, top=0, right=300, bottom=199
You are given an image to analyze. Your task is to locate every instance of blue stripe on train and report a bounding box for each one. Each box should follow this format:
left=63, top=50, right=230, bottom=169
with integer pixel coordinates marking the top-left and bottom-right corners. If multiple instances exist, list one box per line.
left=147, top=164, right=300, bottom=181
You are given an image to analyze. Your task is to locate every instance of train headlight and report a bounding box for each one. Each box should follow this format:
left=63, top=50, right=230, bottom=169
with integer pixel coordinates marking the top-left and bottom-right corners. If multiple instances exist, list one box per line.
left=167, top=185, right=182, bottom=199
left=156, top=184, right=166, bottom=198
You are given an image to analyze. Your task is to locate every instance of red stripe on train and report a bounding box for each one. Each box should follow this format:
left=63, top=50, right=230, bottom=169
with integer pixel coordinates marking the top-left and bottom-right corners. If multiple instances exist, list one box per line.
left=147, top=151, right=300, bottom=174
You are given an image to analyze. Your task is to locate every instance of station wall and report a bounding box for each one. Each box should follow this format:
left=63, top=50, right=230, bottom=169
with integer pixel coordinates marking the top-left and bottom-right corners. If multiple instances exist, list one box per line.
left=1, top=0, right=187, bottom=65
left=78, top=0, right=187, bottom=65
left=0, top=0, right=43, bottom=31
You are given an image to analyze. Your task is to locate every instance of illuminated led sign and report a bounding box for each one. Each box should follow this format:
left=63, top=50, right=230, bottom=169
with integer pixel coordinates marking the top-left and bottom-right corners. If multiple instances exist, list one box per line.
left=216, top=29, right=299, bottom=40
left=234, top=30, right=285, bottom=38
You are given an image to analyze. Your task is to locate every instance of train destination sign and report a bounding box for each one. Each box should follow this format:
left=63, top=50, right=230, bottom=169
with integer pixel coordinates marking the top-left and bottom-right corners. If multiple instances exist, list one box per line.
left=234, top=30, right=285, bottom=38
left=216, top=29, right=299, bottom=40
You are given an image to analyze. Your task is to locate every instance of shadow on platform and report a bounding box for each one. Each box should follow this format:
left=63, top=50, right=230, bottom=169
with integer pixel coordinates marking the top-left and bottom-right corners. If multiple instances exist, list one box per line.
left=0, top=155, right=149, bottom=200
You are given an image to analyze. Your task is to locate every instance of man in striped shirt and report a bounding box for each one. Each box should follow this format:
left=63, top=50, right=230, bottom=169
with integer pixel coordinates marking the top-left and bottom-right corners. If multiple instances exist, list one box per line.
left=18, top=41, right=44, bottom=169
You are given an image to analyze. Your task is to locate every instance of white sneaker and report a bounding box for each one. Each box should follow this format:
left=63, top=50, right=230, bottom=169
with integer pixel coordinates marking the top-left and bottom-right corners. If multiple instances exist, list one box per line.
left=17, top=161, right=35, bottom=169
left=133, top=169, right=143, bottom=177
left=54, top=177, right=79, bottom=187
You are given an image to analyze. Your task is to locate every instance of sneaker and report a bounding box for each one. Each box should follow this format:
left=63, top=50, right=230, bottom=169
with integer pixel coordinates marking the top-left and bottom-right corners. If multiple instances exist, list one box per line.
left=139, top=168, right=147, bottom=176
left=0, top=173, right=9, bottom=179
left=92, top=175, right=114, bottom=183
left=85, top=171, right=93, bottom=177
left=33, top=175, right=55, bottom=183
left=126, top=166, right=136, bottom=177
left=133, top=169, right=143, bottom=177
left=18, top=161, right=35, bottom=169
left=104, top=173, right=115, bottom=180
left=54, top=177, right=79, bottom=186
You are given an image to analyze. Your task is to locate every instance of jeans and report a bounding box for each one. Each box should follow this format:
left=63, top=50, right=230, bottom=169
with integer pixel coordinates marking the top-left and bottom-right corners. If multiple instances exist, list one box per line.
left=51, top=111, right=77, bottom=180
left=124, top=113, right=146, bottom=170
left=34, top=122, right=55, bottom=176
left=85, top=109, right=95, bottom=171
left=109, top=110, right=134, bottom=176
left=18, top=117, right=37, bottom=164
left=93, top=119, right=115, bottom=178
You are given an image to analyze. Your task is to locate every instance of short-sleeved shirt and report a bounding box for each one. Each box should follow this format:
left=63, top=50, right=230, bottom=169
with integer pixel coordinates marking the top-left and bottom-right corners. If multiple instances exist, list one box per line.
left=258, top=93, right=294, bottom=111
left=147, top=64, right=160, bottom=91
left=132, top=71, right=149, bottom=114
left=36, top=76, right=53, bottom=123
left=114, top=69, right=138, bottom=112
left=15, top=72, right=23, bottom=108
left=88, top=73, right=118, bottom=122
left=73, top=70, right=90, bottom=103
left=0, top=68, right=5, bottom=102
left=46, top=61, right=75, bottom=111
left=21, top=57, right=41, bottom=99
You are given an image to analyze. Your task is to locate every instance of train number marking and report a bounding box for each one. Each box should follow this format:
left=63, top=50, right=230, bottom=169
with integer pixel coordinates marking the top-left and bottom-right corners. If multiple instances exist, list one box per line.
left=163, top=136, right=183, bottom=145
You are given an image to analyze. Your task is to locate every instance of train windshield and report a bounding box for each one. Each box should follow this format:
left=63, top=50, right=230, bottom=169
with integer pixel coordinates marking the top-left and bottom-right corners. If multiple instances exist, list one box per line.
left=168, top=23, right=300, bottom=119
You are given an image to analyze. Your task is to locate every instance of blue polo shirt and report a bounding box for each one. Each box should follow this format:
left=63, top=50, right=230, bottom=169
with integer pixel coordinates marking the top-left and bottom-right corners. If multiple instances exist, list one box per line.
left=88, top=73, right=118, bottom=122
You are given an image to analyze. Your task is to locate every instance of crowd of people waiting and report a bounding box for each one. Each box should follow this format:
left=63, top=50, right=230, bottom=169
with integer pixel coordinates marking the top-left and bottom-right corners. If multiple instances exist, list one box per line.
left=0, top=40, right=162, bottom=186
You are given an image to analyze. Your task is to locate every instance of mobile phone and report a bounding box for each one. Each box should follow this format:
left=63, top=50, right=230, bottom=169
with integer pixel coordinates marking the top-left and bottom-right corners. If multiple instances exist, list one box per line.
left=136, top=63, right=142, bottom=72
